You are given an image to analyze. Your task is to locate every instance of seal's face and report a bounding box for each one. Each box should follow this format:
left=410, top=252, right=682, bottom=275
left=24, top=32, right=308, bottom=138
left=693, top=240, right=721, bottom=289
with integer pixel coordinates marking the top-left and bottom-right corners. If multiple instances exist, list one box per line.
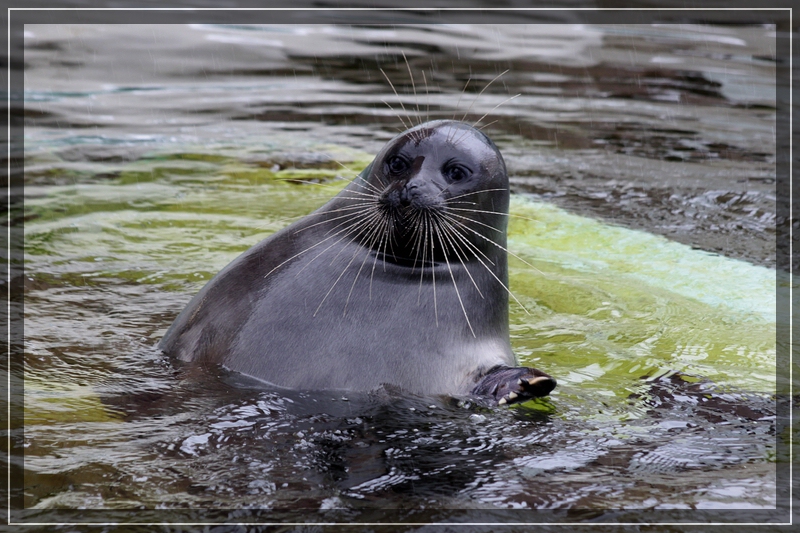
left=358, top=120, right=509, bottom=266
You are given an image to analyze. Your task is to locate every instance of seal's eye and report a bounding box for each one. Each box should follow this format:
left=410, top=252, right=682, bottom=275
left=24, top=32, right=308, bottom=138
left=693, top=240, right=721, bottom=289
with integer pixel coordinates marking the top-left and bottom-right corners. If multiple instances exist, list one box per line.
left=443, top=163, right=471, bottom=183
left=386, top=156, right=409, bottom=175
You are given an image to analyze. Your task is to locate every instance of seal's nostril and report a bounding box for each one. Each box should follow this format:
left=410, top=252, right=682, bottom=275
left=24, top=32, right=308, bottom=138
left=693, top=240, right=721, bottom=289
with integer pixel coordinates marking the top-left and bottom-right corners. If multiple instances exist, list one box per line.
left=401, top=179, right=422, bottom=207
left=399, top=187, right=411, bottom=207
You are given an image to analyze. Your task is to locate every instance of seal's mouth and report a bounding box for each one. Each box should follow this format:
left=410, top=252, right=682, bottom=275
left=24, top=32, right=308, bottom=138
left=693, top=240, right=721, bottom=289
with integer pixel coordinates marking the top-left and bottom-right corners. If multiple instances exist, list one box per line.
left=374, top=179, right=447, bottom=255
left=376, top=189, right=450, bottom=263
left=371, top=249, right=440, bottom=270
left=379, top=179, right=443, bottom=212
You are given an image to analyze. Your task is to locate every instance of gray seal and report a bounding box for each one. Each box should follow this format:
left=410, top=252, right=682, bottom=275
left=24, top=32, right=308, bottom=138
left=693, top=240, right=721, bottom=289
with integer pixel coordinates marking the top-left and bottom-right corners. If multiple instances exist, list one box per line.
left=160, top=120, right=556, bottom=405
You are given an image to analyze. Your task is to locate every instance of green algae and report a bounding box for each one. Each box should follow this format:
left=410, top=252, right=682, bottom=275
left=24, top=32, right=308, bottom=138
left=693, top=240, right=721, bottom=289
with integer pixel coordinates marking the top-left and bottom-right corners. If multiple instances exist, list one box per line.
left=507, top=196, right=776, bottom=398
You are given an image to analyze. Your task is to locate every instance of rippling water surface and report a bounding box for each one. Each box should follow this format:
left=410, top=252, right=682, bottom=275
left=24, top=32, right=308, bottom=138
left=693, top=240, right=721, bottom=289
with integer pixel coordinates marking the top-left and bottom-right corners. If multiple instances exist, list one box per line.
left=19, top=21, right=780, bottom=523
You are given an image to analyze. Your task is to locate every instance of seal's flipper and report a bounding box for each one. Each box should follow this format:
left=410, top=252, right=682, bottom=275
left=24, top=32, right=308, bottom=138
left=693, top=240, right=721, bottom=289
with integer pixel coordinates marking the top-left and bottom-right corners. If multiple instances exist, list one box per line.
left=472, top=366, right=556, bottom=405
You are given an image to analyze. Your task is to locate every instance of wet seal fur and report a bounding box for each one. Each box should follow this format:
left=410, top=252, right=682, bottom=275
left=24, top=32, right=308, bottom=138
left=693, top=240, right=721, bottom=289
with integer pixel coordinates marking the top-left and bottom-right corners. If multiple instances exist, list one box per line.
left=160, top=120, right=556, bottom=405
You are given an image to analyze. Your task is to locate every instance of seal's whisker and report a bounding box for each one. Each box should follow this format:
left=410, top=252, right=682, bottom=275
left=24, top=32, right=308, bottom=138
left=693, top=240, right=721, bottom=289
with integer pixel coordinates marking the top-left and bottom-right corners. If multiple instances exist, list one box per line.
left=332, top=159, right=355, bottom=174
left=380, top=68, right=414, bottom=132
left=319, top=206, right=381, bottom=237
left=384, top=212, right=402, bottom=270
left=412, top=210, right=429, bottom=299
left=402, top=52, right=421, bottom=128
left=353, top=174, right=388, bottom=195
left=441, top=211, right=530, bottom=267
left=459, top=69, right=509, bottom=124
left=422, top=69, right=430, bottom=124
left=433, top=213, right=484, bottom=298
left=431, top=179, right=460, bottom=201
left=329, top=161, right=382, bottom=189
left=455, top=93, right=519, bottom=146
left=380, top=98, right=411, bottom=131
left=430, top=213, right=476, bottom=337
left=324, top=209, right=384, bottom=267
left=470, top=94, right=521, bottom=131
left=317, top=208, right=388, bottom=317
left=262, top=209, right=376, bottom=280
left=368, top=169, right=391, bottom=191
left=443, top=210, right=504, bottom=234
left=440, top=213, right=530, bottom=313
left=450, top=77, right=472, bottom=140
left=314, top=231, right=373, bottom=318
left=292, top=209, right=383, bottom=278
left=308, top=211, right=381, bottom=265
left=335, top=189, right=383, bottom=201
left=415, top=211, right=430, bottom=304
left=477, top=119, right=499, bottom=132
left=446, top=205, right=545, bottom=224
left=370, top=213, right=394, bottom=298
left=320, top=198, right=377, bottom=210
left=441, top=212, right=542, bottom=290
left=330, top=162, right=383, bottom=192
left=313, top=218, right=393, bottom=317
left=397, top=206, right=414, bottom=225
left=345, top=213, right=390, bottom=313
left=342, top=209, right=388, bottom=308
left=294, top=205, right=378, bottom=234
left=438, top=212, right=496, bottom=268
left=342, top=181, right=385, bottom=196
left=273, top=176, right=355, bottom=188
left=278, top=172, right=383, bottom=196
left=407, top=209, right=426, bottom=274
left=340, top=184, right=386, bottom=199
left=334, top=171, right=386, bottom=196
left=427, top=211, right=439, bottom=326
left=410, top=217, right=426, bottom=275
left=444, top=188, right=509, bottom=202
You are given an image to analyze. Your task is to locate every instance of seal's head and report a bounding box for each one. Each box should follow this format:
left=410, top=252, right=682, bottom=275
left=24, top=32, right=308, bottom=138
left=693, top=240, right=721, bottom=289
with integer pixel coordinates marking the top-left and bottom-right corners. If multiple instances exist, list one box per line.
left=349, top=120, right=509, bottom=266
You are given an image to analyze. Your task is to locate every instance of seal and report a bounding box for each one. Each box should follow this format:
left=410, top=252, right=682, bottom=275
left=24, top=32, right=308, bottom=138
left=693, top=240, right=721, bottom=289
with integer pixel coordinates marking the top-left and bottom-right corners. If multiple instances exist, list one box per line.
left=159, top=120, right=556, bottom=405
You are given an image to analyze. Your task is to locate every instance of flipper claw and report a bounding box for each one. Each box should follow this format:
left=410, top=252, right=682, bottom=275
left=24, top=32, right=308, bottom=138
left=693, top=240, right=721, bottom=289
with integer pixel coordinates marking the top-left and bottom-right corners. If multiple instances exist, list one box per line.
left=473, top=366, right=557, bottom=406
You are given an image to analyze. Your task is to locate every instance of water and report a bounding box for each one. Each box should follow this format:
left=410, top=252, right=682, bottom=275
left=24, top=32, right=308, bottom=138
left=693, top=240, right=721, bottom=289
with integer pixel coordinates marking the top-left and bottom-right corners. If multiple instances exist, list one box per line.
left=17, top=22, right=780, bottom=524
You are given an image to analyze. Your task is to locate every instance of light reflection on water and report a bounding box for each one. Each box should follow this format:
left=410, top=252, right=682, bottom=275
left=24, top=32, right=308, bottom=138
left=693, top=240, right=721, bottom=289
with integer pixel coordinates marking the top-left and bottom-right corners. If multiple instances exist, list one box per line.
left=20, top=21, right=779, bottom=519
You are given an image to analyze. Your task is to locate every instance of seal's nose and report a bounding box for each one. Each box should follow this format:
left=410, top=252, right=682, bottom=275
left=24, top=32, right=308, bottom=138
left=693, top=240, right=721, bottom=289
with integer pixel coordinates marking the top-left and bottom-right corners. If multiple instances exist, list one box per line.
left=401, top=175, right=442, bottom=209
left=400, top=180, right=423, bottom=207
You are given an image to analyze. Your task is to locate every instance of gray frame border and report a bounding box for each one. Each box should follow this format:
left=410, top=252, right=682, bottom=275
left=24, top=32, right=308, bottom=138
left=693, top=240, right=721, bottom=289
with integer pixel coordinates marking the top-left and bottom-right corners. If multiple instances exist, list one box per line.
left=2, top=5, right=793, bottom=528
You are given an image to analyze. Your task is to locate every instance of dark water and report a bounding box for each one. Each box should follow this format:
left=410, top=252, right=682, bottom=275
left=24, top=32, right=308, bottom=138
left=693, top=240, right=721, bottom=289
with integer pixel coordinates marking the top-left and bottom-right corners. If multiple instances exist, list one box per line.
left=17, top=22, right=782, bottom=525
